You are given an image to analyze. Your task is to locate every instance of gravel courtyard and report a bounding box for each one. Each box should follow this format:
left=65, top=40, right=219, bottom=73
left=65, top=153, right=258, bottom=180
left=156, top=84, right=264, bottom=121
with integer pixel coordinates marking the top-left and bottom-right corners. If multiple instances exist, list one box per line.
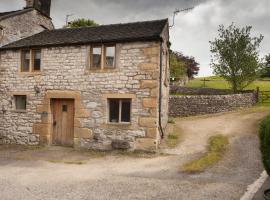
left=0, top=107, right=269, bottom=200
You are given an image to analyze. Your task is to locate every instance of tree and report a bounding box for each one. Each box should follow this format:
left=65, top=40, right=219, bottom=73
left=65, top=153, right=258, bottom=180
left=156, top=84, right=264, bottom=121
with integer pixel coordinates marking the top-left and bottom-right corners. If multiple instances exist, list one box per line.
left=170, top=51, right=200, bottom=81
left=170, top=51, right=187, bottom=81
left=210, top=23, right=263, bottom=93
left=260, top=54, right=270, bottom=78
left=65, top=18, right=98, bottom=28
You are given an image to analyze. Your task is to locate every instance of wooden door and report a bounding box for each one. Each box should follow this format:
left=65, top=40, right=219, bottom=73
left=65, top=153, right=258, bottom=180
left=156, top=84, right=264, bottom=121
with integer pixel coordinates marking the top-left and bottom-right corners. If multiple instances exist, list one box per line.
left=52, top=99, right=74, bottom=146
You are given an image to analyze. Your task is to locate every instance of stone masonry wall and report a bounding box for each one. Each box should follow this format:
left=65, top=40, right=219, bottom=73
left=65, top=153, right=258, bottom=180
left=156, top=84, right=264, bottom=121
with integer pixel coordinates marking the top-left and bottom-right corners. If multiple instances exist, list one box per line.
left=169, top=93, right=257, bottom=117
left=0, top=9, right=54, bottom=46
left=0, top=41, right=166, bottom=151
left=170, top=86, right=255, bottom=95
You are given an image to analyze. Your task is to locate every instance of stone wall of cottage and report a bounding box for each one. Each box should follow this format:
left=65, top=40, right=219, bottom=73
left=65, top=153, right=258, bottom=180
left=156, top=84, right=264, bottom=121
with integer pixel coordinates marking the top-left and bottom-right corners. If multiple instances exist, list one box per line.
left=0, top=41, right=168, bottom=151
left=0, top=9, right=54, bottom=46
left=160, top=25, right=170, bottom=135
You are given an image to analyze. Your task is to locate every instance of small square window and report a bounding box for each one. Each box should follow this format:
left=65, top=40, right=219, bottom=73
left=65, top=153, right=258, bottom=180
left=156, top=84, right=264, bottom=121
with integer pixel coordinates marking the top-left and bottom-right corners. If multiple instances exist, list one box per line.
left=108, top=99, right=131, bottom=123
left=14, top=95, right=27, bottom=110
left=105, top=46, right=115, bottom=68
left=21, top=50, right=30, bottom=72
left=91, top=47, right=102, bottom=69
left=33, top=49, right=41, bottom=71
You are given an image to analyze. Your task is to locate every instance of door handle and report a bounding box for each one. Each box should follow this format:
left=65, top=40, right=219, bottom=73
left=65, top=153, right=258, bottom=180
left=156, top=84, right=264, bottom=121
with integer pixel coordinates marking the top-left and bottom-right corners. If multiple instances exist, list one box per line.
left=53, top=121, right=57, bottom=126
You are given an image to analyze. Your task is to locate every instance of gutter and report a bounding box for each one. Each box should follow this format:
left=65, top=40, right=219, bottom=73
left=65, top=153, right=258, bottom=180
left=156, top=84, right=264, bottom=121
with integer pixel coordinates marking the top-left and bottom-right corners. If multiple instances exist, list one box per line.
left=158, top=41, right=165, bottom=139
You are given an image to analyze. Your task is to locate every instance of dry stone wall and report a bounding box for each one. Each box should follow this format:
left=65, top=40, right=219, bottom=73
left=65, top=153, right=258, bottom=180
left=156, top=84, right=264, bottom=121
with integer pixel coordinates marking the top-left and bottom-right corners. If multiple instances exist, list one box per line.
left=169, top=93, right=257, bottom=117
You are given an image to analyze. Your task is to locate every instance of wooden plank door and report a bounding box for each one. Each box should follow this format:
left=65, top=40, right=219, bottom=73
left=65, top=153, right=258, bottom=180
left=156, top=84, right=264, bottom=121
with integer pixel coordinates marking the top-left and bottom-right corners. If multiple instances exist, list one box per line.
left=52, top=99, right=74, bottom=146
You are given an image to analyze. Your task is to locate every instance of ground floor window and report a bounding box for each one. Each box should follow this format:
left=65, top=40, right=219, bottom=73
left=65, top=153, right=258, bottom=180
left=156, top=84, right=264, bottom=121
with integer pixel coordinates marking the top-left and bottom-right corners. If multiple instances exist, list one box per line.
left=14, top=95, right=27, bottom=110
left=108, top=99, right=131, bottom=123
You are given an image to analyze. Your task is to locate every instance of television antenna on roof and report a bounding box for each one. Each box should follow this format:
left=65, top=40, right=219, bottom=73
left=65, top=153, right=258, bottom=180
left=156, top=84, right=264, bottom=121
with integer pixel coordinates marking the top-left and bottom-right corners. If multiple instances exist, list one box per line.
left=169, top=7, right=194, bottom=28
left=66, top=14, right=74, bottom=26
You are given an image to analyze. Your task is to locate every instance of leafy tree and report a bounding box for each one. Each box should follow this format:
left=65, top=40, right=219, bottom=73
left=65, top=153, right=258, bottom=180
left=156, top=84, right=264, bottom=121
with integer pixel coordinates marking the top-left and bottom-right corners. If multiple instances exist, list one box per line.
left=65, top=18, right=98, bottom=28
left=210, top=23, right=263, bottom=93
left=170, top=51, right=199, bottom=81
left=260, top=54, right=270, bottom=78
left=170, top=51, right=187, bottom=81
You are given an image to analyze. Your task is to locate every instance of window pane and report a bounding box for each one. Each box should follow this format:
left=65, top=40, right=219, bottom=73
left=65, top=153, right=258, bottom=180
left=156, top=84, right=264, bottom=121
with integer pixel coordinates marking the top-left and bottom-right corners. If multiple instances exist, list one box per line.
left=33, top=50, right=41, bottom=71
left=109, top=99, right=119, bottom=123
left=15, top=95, right=26, bottom=110
left=121, top=100, right=131, bottom=122
left=92, top=47, right=101, bottom=68
left=22, top=50, right=30, bottom=72
left=105, top=46, right=115, bottom=68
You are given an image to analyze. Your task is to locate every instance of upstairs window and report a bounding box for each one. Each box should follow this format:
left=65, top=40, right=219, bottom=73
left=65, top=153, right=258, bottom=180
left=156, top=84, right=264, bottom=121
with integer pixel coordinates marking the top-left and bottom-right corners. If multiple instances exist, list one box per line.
left=21, top=50, right=30, bottom=72
left=105, top=46, right=115, bottom=68
left=14, top=95, right=27, bottom=110
left=21, top=49, right=41, bottom=72
left=91, top=46, right=102, bottom=69
left=90, top=45, right=116, bottom=70
left=33, top=49, right=41, bottom=71
left=108, top=99, right=131, bottom=123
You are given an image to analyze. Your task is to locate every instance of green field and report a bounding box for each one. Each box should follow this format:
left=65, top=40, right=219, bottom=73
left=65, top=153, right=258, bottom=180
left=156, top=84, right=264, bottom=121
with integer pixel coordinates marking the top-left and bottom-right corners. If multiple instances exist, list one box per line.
left=186, top=76, right=270, bottom=92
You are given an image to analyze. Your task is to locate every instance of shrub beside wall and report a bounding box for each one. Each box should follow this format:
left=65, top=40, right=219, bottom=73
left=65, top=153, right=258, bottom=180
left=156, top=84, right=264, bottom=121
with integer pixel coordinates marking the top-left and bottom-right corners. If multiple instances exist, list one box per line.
left=260, top=115, right=270, bottom=175
left=169, top=92, right=257, bottom=117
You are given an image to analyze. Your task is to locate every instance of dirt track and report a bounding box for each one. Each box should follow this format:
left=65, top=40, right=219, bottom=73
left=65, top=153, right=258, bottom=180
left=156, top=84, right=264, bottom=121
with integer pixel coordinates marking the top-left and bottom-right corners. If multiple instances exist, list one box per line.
left=0, top=108, right=269, bottom=200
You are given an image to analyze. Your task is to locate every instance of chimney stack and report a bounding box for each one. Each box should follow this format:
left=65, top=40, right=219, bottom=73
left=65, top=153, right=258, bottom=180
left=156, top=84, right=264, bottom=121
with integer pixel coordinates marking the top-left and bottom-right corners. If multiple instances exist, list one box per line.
left=25, top=0, right=51, bottom=17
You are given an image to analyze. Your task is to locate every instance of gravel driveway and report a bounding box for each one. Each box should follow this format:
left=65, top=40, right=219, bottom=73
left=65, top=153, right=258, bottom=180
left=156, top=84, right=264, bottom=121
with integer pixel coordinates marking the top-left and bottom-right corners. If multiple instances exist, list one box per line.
left=0, top=108, right=269, bottom=200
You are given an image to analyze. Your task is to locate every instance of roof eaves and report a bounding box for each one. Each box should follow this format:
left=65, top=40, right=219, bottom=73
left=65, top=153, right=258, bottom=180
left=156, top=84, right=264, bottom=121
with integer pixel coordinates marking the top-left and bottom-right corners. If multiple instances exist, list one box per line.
left=0, top=36, right=163, bottom=51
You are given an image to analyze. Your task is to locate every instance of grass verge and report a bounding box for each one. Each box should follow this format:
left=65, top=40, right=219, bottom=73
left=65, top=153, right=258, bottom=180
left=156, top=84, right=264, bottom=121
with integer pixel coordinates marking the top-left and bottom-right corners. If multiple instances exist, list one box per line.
left=182, top=135, right=229, bottom=173
left=165, top=124, right=182, bottom=148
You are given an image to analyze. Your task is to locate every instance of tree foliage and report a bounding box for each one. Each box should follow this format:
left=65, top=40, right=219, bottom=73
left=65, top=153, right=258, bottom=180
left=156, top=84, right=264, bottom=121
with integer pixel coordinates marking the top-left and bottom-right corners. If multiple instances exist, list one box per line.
left=260, top=54, right=270, bottom=78
left=210, top=23, right=263, bottom=93
left=170, top=51, right=199, bottom=81
left=65, top=18, right=99, bottom=28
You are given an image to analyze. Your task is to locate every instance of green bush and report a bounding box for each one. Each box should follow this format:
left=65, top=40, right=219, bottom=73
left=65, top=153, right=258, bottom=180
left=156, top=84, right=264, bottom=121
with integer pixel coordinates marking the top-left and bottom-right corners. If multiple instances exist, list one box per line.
left=260, top=115, right=270, bottom=175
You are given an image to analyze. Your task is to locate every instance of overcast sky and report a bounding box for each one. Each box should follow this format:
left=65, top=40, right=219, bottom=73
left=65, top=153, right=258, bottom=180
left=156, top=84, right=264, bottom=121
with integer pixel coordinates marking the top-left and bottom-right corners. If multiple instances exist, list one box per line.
left=1, top=0, right=270, bottom=77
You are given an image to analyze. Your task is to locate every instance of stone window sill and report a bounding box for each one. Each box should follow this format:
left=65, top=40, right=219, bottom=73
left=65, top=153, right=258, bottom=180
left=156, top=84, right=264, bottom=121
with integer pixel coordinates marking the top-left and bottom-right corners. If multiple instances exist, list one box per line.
left=11, top=109, right=27, bottom=113
left=107, top=122, right=132, bottom=126
left=87, top=68, right=118, bottom=73
left=17, top=72, right=42, bottom=76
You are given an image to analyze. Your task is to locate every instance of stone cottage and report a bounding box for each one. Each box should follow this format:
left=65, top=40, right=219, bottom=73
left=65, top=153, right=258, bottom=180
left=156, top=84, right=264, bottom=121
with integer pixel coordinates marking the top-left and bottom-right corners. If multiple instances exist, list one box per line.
left=0, top=19, right=170, bottom=151
left=0, top=0, right=54, bottom=47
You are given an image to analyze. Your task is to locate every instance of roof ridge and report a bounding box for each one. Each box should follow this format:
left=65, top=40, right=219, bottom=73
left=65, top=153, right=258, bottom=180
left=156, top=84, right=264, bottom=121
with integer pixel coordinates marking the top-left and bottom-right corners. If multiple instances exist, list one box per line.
left=51, top=18, right=168, bottom=32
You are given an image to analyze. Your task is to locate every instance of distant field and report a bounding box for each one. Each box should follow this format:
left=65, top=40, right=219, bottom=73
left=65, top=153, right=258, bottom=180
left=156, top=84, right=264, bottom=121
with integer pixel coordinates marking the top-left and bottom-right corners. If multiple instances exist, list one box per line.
left=186, top=76, right=270, bottom=91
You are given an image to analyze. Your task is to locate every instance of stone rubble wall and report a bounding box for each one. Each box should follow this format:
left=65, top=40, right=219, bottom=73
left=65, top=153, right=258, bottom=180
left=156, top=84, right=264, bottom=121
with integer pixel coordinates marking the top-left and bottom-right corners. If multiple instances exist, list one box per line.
left=170, top=86, right=255, bottom=96
left=169, top=93, right=257, bottom=117
left=0, top=9, right=54, bottom=46
left=0, top=41, right=167, bottom=151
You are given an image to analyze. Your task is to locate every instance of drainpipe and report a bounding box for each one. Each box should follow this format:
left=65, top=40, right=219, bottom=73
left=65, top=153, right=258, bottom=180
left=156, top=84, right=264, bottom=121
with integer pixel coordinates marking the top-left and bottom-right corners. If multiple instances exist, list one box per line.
left=158, top=41, right=165, bottom=139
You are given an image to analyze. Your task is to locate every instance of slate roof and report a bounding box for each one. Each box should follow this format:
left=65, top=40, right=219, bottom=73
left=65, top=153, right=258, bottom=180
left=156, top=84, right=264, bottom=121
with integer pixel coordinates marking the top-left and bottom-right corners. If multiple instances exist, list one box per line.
left=1, top=19, right=168, bottom=50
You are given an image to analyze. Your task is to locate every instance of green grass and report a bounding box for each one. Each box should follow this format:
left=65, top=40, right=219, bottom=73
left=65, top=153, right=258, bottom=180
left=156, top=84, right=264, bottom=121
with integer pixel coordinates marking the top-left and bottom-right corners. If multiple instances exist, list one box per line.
left=186, top=76, right=270, bottom=91
left=182, top=135, right=229, bottom=173
left=48, top=160, right=87, bottom=165
left=166, top=130, right=181, bottom=148
left=168, top=118, right=176, bottom=124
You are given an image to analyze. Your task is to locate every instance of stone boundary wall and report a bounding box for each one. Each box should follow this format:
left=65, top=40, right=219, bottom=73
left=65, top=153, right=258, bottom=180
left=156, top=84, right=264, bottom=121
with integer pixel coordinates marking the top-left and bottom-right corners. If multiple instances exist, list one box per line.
left=169, top=92, right=257, bottom=117
left=170, top=86, right=254, bottom=95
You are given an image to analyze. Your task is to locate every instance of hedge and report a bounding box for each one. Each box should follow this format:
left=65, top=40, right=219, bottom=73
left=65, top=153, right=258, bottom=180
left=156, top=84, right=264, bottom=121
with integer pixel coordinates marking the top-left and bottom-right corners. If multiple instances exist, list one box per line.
left=260, top=114, right=270, bottom=175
